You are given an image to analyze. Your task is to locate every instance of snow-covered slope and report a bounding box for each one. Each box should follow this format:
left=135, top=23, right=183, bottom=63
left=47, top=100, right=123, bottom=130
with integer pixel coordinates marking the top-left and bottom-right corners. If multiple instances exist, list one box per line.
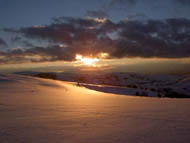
left=0, top=74, right=190, bottom=143
left=17, top=71, right=190, bottom=98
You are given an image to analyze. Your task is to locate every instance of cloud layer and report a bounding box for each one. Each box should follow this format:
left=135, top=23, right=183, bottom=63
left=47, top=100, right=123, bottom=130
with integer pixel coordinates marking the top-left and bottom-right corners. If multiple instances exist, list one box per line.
left=2, top=17, right=190, bottom=64
left=0, top=38, right=7, bottom=47
left=176, top=0, right=190, bottom=5
left=86, top=0, right=190, bottom=19
left=86, top=0, right=137, bottom=18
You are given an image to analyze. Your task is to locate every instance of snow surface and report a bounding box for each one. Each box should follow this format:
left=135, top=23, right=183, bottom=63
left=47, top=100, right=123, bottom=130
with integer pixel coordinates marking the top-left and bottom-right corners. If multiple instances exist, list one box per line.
left=0, top=74, right=190, bottom=143
left=15, top=71, right=190, bottom=97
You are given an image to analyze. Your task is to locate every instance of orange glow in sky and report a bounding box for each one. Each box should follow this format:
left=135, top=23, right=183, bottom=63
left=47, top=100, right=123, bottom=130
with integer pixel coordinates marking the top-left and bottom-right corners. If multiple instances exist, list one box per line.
left=75, top=54, right=99, bottom=66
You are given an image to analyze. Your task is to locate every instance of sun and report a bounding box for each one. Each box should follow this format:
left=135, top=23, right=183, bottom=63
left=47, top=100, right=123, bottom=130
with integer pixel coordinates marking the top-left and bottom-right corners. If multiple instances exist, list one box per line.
left=82, top=57, right=99, bottom=66
left=75, top=54, right=99, bottom=66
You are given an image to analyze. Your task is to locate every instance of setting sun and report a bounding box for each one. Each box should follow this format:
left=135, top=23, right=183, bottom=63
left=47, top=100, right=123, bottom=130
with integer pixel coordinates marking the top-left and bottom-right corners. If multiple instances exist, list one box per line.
left=75, top=54, right=99, bottom=66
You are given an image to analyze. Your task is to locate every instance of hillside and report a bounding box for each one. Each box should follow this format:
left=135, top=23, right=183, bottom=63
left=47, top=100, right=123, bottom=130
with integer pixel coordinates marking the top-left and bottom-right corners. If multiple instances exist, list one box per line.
left=0, top=74, right=190, bottom=143
left=15, top=71, right=190, bottom=98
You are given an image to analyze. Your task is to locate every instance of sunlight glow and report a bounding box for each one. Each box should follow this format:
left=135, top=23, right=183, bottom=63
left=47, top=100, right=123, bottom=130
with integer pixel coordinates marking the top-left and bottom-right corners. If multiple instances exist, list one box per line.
left=87, top=17, right=107, bottom=23
left=98, top=53, right=109, bottom=58
left=75, top=54, right=99, bottom=66
left=94, top=18, right=107, bottom=23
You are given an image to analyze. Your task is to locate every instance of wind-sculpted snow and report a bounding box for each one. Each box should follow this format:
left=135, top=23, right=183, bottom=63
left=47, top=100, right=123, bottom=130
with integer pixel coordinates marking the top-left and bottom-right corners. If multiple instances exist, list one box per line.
left=0, top=74, right=190, bottom=143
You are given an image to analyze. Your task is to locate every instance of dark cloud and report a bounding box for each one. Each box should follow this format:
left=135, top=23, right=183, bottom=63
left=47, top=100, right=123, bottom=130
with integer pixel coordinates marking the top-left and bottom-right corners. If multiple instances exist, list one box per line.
left=0, top=37, right=115, bottom=64
left=5, top=17, right=115, bottom=44
left=127, top=13, right=148, bottom=20
left=5, top=24, right=74, bottom=44
left=86, top=0, right=190, bottom=20
left=0, top=45, right=76, bottom=64
left=11, top=36, right=34, bottom=47
left=0, top=38, right=7, bottom=47
left=112, top=18, right=190, bottom=58
left=2, top=17, right=190, bottom=64
left=11, top=36, right=22, bottom=43
left=22, top=41, right=35, bottom=47
left=86, top=10, right=108, bottom=18
left=108, top=0, right=137, bottom=8
left=86, top=0, right=137, bottom=18
left=176, top=0, right=190, bottom=5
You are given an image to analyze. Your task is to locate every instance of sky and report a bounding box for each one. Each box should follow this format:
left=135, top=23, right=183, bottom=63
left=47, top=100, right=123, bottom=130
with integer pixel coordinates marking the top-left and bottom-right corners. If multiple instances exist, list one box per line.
left=0, top=0, right=190, bottom=74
